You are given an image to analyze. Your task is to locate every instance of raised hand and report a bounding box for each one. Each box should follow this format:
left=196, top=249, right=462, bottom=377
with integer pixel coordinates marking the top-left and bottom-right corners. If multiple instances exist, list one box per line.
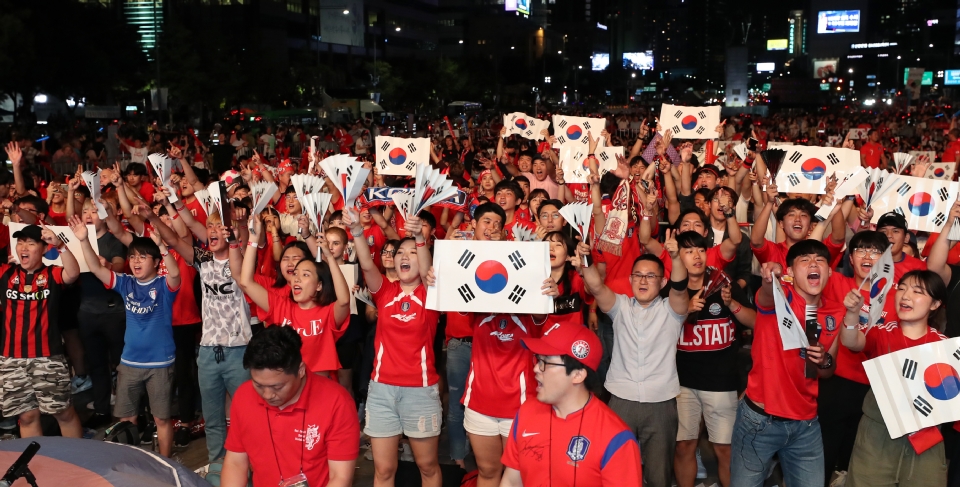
left=843, top=288, right=864, bottom=314
left=67, top=216, right=88, bottom=241
left=721, top=284, right=732, bottom=307
left=541, top=277, right=559, bottom=297
left=664, top=228, right=679, bottom=258
left=5, top=142, right=22, bottom=168
left=687, top=289, right=705, bottom=314
left=40, top=224, right=60, bottom=247
left=760, top=261, right=784, bottom=283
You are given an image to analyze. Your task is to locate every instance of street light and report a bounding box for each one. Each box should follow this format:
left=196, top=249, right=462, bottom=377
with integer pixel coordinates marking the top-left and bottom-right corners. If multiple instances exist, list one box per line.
left=459, top=40, right=463, bottom=44
left=395, top=26, right=401, bottom=32
left=342, top=9, right=349, bottom=14
left=848, top=68, right=853, bottom=73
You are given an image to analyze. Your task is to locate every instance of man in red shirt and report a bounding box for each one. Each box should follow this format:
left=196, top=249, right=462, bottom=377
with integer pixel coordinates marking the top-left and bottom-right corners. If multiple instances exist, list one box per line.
left=221, top=326, right=359, bottom=487
left=876, top=212, right=928, bottom=282
left=731, top=240, right=840, bottom=487
left=502, top=321, right=642, bottom=487
left=750, top=192, right=846, bottom=269
left=859, top=129, right=887, bottom=169
left=941, top=129, right=960, bottom=167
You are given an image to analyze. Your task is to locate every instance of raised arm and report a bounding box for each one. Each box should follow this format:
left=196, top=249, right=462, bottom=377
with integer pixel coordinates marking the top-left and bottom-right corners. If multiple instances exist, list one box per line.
left=43, top=224, right=79, bottom=284
left=370, top=208, right=401, bottom=240
left=663, top=229, right=690, bottom=315
left=839, top=288, right=866, bottom=352
left=344, top=207, right=383, bottom=292
left=751, top=179, right=778, bottom=248
left=237, top=217, right=271, bottom=311
left=66, top=168, right=82, bottom=220
left=717, top=189, right=742, bottom=261
left=5, top=142, right=26, bottom=197
left=150, top=230, right=180, bottom=290
left=67, top=216, right=111, bottom=284
left=317, top=233, right=352, bottom=325
left=927, top=199, right=960, bottom=286
left=580, top=239, right=617, bottom=313
left=143, top=203, right=194, bottom=265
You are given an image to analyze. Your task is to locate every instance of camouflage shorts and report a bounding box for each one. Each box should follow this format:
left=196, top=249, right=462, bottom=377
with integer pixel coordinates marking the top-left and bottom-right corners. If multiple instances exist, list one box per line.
left=0, top=355, right=72, bottom=417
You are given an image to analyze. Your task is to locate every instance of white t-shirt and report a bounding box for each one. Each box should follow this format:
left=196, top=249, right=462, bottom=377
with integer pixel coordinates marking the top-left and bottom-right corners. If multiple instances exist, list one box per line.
left=129, top=147, right=148, bottom=164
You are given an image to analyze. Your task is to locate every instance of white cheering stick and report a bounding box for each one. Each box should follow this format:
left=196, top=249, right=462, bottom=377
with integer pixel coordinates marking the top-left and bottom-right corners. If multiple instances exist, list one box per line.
left=390, top=190, right=415, bottom=220
left=80, top=169, right=108, bottom=219
left=147, top=153, right=179, bottom=203
left=558, top=202, right=593, bottom=240
left=301, top=192, right=332, bottom=233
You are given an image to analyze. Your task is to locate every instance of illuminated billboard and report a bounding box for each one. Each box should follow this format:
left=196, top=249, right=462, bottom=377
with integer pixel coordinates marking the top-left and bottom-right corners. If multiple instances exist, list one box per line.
left=591, top=53, right=609, bottom=71
left=945, top=70, right=960, bottom=86
left=813, top=59, right=839, bottom=78
left=623, top=51, right=654, bottom=70
left=756, top=62, right=775, bottom=73
left=767, top=39, right=788, bottom=51
left=817, top=10, right=861, bottom=34
left=903, top=69, right=934, bottom=86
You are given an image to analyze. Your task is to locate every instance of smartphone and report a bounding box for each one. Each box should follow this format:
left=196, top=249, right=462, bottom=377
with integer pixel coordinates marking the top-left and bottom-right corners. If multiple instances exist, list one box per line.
left=645, top=119, right=657, bottom=129
left=747, top=137, right=759, bottom=151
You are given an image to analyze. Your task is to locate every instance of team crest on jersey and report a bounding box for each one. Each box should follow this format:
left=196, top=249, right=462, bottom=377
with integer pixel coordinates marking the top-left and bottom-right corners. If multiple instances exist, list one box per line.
left=35, top=274, right=46, bottom=288
left=571, top=340, right=590, bottom=360
left=367, top=236, right=375, bottom=246
left=709, top=303, right=721, bottom=316
left=825, top=316, right=836, bottom=332
left=499, top=319, right=507, bottom=330
left=401, top=302, right=411, bottom=312
left=149, top=288, right=157, bottom=300
left=222, top=264, right=232, bottom=278
left=567, top=436, right=590, bottom=462
left=11, top=275, right=18, bottom=285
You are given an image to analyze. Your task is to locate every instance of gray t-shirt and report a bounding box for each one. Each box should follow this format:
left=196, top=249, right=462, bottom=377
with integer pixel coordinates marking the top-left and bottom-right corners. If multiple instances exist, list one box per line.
left=193, top=247, right=251, bottom=347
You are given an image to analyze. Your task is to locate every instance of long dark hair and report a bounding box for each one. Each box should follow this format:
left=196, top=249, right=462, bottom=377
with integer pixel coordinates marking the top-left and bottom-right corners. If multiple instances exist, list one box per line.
left=293, top=259, right=337, bottom=307
left=273, top=241, right=312, bottom=288
left=544, top=231, right=576, bottom=294
left=898, top=270, right=947, bottom=332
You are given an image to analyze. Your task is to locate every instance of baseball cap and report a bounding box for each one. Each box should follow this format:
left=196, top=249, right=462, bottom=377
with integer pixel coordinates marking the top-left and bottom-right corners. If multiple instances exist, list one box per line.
left=521, top=322, right=602, bottom=372
left=12, top=225, right=43, bottom=243
left=876, top=212, right=908, bottom=232
left=694, top=165, right=721, bottom=180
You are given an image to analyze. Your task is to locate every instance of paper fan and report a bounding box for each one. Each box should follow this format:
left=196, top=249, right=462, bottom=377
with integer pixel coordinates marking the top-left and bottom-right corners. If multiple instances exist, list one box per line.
left=892, top=152, right=915, bottom=175
left=701, top=267, right=732, bottom=299
left=80, top=169, right=108, bottom=219
left=858, top=168, right=898, bottom=208
left=760, top=149, right=787, bottom=180
left=320, top=154, right=369, bottom=208
left=412, top=162, right=459, bottom=216
left=301, top=192, right=332, bottom=232
left=290, top=174, right=325, bottom=203
left=558, top=202, right=593, bottom=240
left=353, top=287, right=374, bottom=307
left=512, top=225, right=537, bottom=242
left=732, top=143, right=747, bottom=161
left=206, top=181, right=229, bottom=223
left=249, top=181, right=278, bottom=218
left=390, top=189, right=415, bottom=220
left=193, top=189, right=213, bottom=218
left=147, top=153, right=179, bottom=203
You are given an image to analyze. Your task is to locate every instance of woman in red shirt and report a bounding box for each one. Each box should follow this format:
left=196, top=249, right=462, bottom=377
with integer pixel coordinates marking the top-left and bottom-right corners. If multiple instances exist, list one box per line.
left=544, top=231, right=592, bottom=328
left=839, top=270, right=949, bottom=486
left=238, top=217, right=352, bottom=376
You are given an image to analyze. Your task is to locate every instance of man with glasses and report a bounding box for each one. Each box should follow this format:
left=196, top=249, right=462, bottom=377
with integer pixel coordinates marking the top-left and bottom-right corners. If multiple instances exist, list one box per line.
left=500, top=321, right=642, bottom=487
left=582, top=228, right=690, bottom=486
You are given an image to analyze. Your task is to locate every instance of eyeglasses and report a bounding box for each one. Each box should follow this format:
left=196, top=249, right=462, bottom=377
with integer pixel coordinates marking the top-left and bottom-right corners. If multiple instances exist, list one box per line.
left=535, top=355, right=565, bottom=372
left=630, top=273, right=661, bottom=282
left=853, top=248, right=882, bottom=258
left=381, top=248, right=396, bottom=255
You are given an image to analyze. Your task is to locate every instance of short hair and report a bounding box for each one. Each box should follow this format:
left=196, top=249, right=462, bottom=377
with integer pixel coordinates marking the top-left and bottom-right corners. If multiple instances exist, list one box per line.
left=527, top=188, right=550, bottom=205
left=848, top=231, right=889, bottom=252
left=494, top=180, right=524, bottom=202
left=536, top=199, right=564, bottom=217
left=192, top=168, right=211, bottom=185
left=675, top=208, right=709, bottom=230
left=899, top=270, right=947, bottom=331
left=417, top=209, right=437, bottom=230
left=15, top=195, right=49, bottom=216
left=785, top=239, right=831, bottom=267
left=706, top=186, right=739, bottom=207
left=242, top=325, right=303, bottom=375
left=599, top=173, right=621, bottom=196
left=473, top=201, right=506, bottom=224
left=694, top=187, right=712, bottom=200
left=324, top=226, right=348, bottom=244
left=127, top=236, right=162, bottom=265
left=124, top=162, right=148, bottom=177
left=561, top=355, right=601, bottom=392
left=513, top=175, right=530, bottom=187
left=631, top=253, right=665, bottom=275
left=775, top=198, right=818, bottom=222
left=676, top=231, right=708, bottom=250
left=328, top=209, right=344, bottom=222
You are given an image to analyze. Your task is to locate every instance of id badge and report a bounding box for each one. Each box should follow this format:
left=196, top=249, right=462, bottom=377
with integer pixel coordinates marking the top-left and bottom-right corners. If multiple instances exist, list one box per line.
left=279, top=473, right=309, bottom=487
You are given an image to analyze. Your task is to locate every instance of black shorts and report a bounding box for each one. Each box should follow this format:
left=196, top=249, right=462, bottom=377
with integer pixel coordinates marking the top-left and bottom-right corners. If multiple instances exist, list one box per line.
left=336, top=339, right=359, bottom=371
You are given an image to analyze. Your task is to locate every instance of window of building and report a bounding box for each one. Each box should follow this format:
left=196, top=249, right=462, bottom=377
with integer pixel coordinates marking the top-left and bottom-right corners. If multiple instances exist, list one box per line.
left=287, top=0, right=301, bottom=13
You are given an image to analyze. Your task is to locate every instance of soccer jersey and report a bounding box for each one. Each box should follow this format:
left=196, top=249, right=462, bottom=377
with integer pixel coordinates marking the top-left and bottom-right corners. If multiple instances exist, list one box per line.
left=502, top=396, right=642, bottom=487
left=746, top=283, right=846, bottom=420
left=445, top=311, right=473, bottom=341
left=110, top=273, right=179, bottom=368
left=157, top=250, right=202, bottom=326
left=225, top=374, right=359, bottom=487
left=183, top=197, right=208, bottom=227
left=364, top=225, right=386, bottom=269
left=194, top=247, right=251, bottom=347
left=550, top=271, right=594, bottom=329
left=463, top=314, right=540, bottom=419
left=863, top=322, right=947, bottom=359
left=370, top=278, right=441, bottom=387
left=0, top=264, right=65, bottom=358
left=658, top=247, right=734, bottom=277
left=267, top=293, right=345, bottom=373
left=894, top=253, right=927, bottom=281
left=823, top=274, right=873, bottom=384
left=673, top=283, right=749, bottom=392
left=751, top=237, right=844, bottom=270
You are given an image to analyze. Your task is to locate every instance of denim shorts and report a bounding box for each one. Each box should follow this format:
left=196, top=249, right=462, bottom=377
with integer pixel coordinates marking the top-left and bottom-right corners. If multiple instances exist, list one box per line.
left=363, top=381, right=442, bottom=438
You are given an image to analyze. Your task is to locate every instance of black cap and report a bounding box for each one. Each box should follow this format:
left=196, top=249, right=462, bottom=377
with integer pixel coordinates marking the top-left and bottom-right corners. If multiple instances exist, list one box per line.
left=694, top=165, right=721, bottom=179
left=876, top=212, right=908, bottom=232
left=12, top=225, right=43, bottom=242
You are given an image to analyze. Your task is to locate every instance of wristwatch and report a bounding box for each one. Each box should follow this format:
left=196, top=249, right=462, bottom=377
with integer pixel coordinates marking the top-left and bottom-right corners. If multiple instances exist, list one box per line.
left=818, top=352, right=834, bottom=370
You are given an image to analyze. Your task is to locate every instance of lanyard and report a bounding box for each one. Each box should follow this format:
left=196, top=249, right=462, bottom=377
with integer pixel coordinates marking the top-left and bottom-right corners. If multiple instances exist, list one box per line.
left=265, top=405, right=306, bottom=484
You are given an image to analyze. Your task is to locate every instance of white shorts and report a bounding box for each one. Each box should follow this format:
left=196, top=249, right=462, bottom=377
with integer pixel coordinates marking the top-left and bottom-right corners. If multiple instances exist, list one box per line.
left=676, top=386, right=737, bottom=444
left=464, top=407, right=513, bottom=437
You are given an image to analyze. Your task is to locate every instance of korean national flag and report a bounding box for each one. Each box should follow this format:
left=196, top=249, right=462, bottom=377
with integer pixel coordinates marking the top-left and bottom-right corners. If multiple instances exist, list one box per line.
left=504, top=113, right=550, bottom=141
left=658, top=104, right=721, bottom=140
left=868, top=177, right=960, bottom=232
left=775, top=146, right=860, bottom=194
left=426, top=241, right=552, bottom=314
left=863, top=337, right=960, bottom=438
left=376, top=136, right=429, bottom=176
left=552, top=115, right=607, bottom=148
left=925, top=163, right=956, bottom=181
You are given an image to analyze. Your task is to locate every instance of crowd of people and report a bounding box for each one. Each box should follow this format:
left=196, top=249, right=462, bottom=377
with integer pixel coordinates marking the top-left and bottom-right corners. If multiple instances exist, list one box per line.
left=3, top=101, right=960, bottom=487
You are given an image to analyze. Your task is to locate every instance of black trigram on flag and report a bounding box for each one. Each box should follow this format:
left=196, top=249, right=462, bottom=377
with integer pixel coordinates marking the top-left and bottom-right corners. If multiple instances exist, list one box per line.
left=508, top=250, right=527, bottom=270
left=558, top=119, right=568, bottom=128
left=953, top=347, right=960, bottom=360
left=893, top=207, right=905, bottom=217
left=458, top=284, right=476, bottom=303
left=380, top=141, right=391, bottom=151
left=938, top=186, right=951, bottom=202
left=827, top=153, right=840, bottom=165
left=902, top=358, right=918, bottom=380
left=789, top=152, right=802, bottom=164
left=935, top=212, right=947, bottom=226
left=897, top=182, right=911, bottom=196
left=405, top=160, right=416, bottom=170
left=407, top=142, right=418, bottom=153
left=583, top=121, right=594, bottom=130
left=524, top=129, right=534, bottom=137
left=458, top=249, right=476, bottom=269
left=580, top=137, right=590, bottom=145
left=598, top=152, right=610, bottom=161
left=674, top=110, right=683, bottom=118
left=556, top=135, right=568, bottom=145
left=672, top=125, right=682, bottom=134
left=881, top=263, right=892, bottom=274
left=788, top=174, right=800, bottom=186
left=781, top=317, right=793, bottom=329
left=914, top=396, right=933, bottom=417
left=696, top=127, right=705, bottom=135
left=698, top=110, right=706, bottom=119
left=377, top=159, right=388, bottom=170
left=57, top=232, right=70, bottom=245
left=508, top=285, right=526, bottom=304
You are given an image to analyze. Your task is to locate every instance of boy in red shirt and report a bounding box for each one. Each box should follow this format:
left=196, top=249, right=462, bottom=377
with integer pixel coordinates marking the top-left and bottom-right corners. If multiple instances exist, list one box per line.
left=501, top=321, right=642, bottom=487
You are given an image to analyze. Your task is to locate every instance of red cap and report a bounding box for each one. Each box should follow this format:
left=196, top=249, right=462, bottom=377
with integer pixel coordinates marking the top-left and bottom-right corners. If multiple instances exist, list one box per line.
left=522, top=322, right=602, bottom=372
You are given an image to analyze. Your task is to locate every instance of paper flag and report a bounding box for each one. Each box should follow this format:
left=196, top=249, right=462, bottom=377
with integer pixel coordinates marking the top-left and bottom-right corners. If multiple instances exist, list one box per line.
left=147, top=153, right=179, bottom=204
left=847, top=128, right=869, bottom=140
left=814, top=167, right=868, bottom=221
left=301, top=192, right=332, bottom=233
left=776, top=146, right=860, bottom=195
left=558, top=202, right=593, bottom=240
left=773, top=278, right=809, bottom=351
left=559, top=146, right=589, bottom=184
left=375, top=136, right=429, bottom=176
left=925, top=162, right=956, bottom=181
left=551, top=115, right=607, bottom=148
left=412, top=162, right=459, bottom=216
left=892, top=152, right=915, bottom=175
left=658, top=104, right=722, bottom=139
left=80, top=169, right=107, bottom=219
left=866, top=247, right=895, bottom=332
left=867, top=176, right=960, bottom=232
left=320, top=154, right=370, bottom=208
left=858, top=168, right=899, bottom=208
left=909, top=151, right=937, bottom=164
left=504, top=113, right=550, bottom=141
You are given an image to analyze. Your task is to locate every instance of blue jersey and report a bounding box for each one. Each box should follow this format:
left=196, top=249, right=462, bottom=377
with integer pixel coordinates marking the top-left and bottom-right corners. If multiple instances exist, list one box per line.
left=110, top=272, right=179, bottom=368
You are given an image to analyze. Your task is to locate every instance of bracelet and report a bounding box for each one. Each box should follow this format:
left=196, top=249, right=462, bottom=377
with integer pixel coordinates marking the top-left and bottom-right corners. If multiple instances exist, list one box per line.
left=642, top=215, right=652, bottom=221
left=272, top=236, right=281, bottom=242
left=844, top=325, right=857, bottom=330
left=557, top=180, right=565, bottom=185
left=350, top=227, right=364, bottom=238
left=174, top=205, right=185, bottom=212
left=171, top=213, right=180, bottom=221
left=730, top=303, right=742, bottom=314
left=248, top=240, right=259, bottom=248
left=416, top=241, right=426, bottom=248
left=670, top=277, right=688, bottom=291
left=160, top=250, right=169, bottom=257
left=724, top=211, right=736, bottom=219
left=229, top=242, right=241, bottom=250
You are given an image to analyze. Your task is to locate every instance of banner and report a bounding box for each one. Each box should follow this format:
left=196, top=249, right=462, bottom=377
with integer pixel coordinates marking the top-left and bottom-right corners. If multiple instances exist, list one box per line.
left=864, top=337, right=960, bottom=438
left=426, top=240, right=552, bottom=313
left=775, top=146, right=861, bottom=194
left=658, top=104, right=721, bottom=139
left=375, top=136, right=429, bottom=176
left=10, top=222, right=99, bottom=273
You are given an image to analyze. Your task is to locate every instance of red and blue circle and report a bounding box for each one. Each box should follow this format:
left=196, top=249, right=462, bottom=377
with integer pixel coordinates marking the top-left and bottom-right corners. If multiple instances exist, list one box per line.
left=801, top=158, right=827, bottom=180
left=935, top=168, right=947, bottom=178
left=908, top=192, right=934, bottom=217
left=924, top=363, right=960, bottom=401
left=870, top=277, right=887, bottom=299
left=475, top=261, right=508, bottom=294
left=515, top=118, right=527, bottom=130
left=681, top=115, right=698, bottom=131
left=388, top=147, right=407, bottom=166
left=566, top=125, right=583, bottom=140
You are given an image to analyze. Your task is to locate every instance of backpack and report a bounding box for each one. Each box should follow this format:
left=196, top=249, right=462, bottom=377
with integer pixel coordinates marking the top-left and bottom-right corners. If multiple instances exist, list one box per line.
left=103, top=421, right=139, bottom=445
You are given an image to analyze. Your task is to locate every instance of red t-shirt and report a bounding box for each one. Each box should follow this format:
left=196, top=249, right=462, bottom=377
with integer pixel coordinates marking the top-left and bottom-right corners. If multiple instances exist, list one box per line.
left=593, top=225, right=643, bottom=296
left=370, top=278, right=441, bottom=387
left=48, top=209, right=67, bottom=226
left=822, top=274, right=872, bottom=384
left=860, top=141, right=883, bottom=168
left=504, top=218, right=536, bottom=241
left=267, top=293, right=346, bottom=373
left=225, top=374, right=359, bottom=487
left=502, top=396, right=642, bottom=487
left=920, top=233, right=960, bottom=264
left=942, top=140, right=960, bottom=163
left=894, top=253, right=927, bottom=282
left=157, top=250, right=202, bottom=326
left=363, top=225, right=386, bottom=269
left=863, top=322, right=947, bottom=359
left=751, top=237, right=844, bottom=271
left=184, top=196, right=208, bottom=227
left=659, top=246, right=734, bottom=277
left=135, top=182, right=156, bottom=203
left=549, top=271, right=594, bottom=329
left=462, top=314, right=541, bottom=419
left=252, top=274, right=289, bottom=323
left=0, top=264, right=65, bottom=358
left=445, top=311, right=473, bottom=341
left=746, top=283, right=846, bottom=420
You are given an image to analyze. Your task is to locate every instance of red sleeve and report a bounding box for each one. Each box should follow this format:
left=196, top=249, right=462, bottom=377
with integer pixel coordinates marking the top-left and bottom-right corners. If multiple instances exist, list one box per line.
left=706, top=246, right=734, bottom=271
left=572, top=273, right=594, bottom=306
left=51, top=266, right=64, bottom=285
left=330, top=305, right=349, bottom=339
left=224, top=386, right=247, bottom=453
left=822, top=235, right=845, bottom=263
left=751, top=239, right=777, bottom=264
left=501, top=413, right=521, bottom=470
left=267, top=291, right=284, bottom=321
left=600, top=432, right=643, bottom=485
left=322, top=381, right=361, bottom=461
left=658, top=247, right=672, bottom=277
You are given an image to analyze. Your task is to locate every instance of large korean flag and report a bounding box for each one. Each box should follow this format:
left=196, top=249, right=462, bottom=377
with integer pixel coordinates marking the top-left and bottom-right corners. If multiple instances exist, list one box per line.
left=775, top=146, right=860, bottom=194
left=552, top=115, right=606, bottom=148
left=376, top=136, right=429, bottom=176
left=864, top=337, right=960, bottom=438
left=659, top=104, right=721, bottom=139
left=427, top=240, right=552, bottom=314
left=868, top=176, right=960, bottom=232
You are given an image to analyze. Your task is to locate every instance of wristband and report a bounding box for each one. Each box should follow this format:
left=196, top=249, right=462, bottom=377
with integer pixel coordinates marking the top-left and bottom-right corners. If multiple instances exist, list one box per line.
left=350, top=227, right=364, bottom=238
left=730, top=303, right=742, bottom=314
left=171, top=213, right=180, bottom=221
left=743, top=155, right=755, bottom=168
left=642, top=215, right=652, bottom=221
left=724, top=210, right=736, bottom=219
left=248, top=240, right=259, bottom=248
left=416, top=241, right=426, bottom=248
left=670, top=277, right=688, bottom=291
left=160, top=250, right=169, bottom=257
left=844, top=325, right=857, bottom=330
left=229, top=242, right=241, bottom=250
left=174, top=205, right=185, bottom=212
